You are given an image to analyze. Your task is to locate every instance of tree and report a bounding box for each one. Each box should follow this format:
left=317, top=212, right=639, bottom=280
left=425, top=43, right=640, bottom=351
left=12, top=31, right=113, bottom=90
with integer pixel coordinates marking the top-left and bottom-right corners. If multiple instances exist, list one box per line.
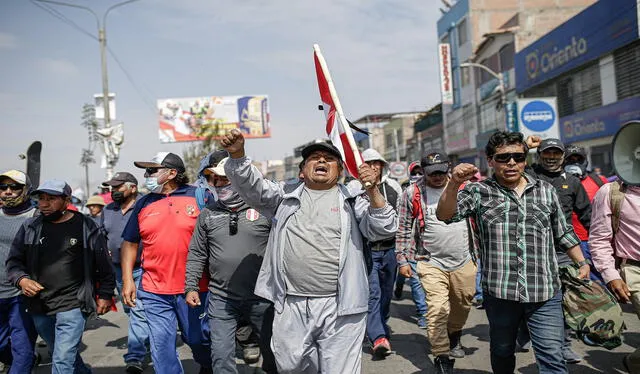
left=181, top=121, right=224, bottom=182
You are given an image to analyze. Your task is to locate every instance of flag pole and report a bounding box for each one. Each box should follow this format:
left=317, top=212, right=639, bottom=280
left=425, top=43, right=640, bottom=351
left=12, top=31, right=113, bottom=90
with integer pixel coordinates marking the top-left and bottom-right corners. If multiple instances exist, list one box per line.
left=313, top=44, right=364, bottom=168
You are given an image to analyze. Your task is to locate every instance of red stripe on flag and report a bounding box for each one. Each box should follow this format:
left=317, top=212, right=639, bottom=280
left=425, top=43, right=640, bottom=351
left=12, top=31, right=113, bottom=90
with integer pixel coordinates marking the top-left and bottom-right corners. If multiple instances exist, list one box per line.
left=314, top=52, right=336, bottom=134
left=340, top=132, right=359, bottom=178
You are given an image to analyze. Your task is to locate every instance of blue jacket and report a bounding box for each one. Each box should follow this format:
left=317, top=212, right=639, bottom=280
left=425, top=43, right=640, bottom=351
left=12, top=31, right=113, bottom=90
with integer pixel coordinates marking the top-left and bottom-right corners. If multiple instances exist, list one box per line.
left=225, top=156, right=398, bottom=316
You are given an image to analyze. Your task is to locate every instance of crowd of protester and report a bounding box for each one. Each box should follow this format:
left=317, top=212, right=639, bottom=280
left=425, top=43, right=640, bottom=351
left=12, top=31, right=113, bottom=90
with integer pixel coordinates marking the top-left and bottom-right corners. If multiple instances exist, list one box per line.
left=0, top=129, right=637, bottom=374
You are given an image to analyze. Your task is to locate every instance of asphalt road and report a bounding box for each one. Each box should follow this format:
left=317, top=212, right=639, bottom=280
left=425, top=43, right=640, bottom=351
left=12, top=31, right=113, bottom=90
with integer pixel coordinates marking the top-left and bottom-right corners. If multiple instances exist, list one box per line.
left=30, top=285, right=639, bottom=373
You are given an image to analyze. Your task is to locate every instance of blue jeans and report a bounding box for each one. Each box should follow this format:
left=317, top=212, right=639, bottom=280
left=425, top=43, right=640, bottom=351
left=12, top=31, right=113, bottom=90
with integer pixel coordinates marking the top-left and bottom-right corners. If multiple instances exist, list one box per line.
left=32, top=308, right=91, bottom=374
left=114, top=266, right=150, bottom=364
left=396, top=260, right=428, bottom=316
left=138, top=288, right=211, bottom=374
left=367, top=248, right=397, bottom=342
left=0, top=296, right=37, bottom=373
left=208, top=293, right=277, bottom=374
left=475, top=260, right=483, bottom=300
left=484, top=292, right=566, bottom=374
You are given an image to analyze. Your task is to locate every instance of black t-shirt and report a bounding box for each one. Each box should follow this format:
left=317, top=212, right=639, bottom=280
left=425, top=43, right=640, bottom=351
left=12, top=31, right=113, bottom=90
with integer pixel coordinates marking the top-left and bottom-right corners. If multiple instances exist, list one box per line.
left=35, top=213, right=85, bottom=314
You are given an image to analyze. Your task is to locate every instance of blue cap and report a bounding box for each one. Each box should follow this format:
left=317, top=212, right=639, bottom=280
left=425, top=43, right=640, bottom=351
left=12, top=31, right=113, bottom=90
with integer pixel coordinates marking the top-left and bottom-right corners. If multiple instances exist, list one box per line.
left=32, top=179, right=72, bottom=197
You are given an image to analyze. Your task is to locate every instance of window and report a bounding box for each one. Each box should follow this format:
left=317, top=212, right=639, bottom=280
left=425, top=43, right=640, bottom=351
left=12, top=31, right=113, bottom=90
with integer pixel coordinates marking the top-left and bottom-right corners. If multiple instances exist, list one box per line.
left=615, top=40, right=640, bottom=100
left=457, top=19, right=468, bottom=46
left=556, top=62, right=602, bottom=117
left=499, top=43, right=515, bottom=72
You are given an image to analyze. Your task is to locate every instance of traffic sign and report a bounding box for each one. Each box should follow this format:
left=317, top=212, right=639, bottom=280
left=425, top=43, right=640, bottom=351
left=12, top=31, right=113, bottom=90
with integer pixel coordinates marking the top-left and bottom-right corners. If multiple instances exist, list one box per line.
left=517, top=97, right=560, bottom=141
left=388, top=161, right=408, bottom=180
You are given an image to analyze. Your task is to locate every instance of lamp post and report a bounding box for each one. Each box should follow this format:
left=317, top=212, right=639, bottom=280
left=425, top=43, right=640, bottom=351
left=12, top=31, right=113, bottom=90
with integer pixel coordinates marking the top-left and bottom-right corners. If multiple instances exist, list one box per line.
left=459, top=62, right=506, bottom=110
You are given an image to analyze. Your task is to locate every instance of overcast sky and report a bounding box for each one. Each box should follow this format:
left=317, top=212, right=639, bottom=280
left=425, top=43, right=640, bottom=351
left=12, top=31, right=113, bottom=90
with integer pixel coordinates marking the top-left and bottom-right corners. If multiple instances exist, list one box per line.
left=1, top=0, right=441, bottom=193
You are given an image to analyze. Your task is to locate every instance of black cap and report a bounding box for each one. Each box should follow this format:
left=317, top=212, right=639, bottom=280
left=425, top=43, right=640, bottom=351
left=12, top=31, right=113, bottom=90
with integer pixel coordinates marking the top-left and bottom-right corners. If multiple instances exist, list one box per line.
left=421, top=151, right=450, bottom=175
left=538, top=138, right=565, bottom=153
left=134, top=152, right=185, bottom=173
left=300, top=141, right=342, bottom=161
left=102, top=172, right=138, bottom=187
left=565, top=144, right=586, bottom=159
left=207, top=150, right=229, bottom=168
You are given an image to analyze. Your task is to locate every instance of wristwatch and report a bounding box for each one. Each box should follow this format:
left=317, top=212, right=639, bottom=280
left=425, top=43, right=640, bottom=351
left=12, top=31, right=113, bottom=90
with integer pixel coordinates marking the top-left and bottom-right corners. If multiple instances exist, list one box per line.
left=576, top=260, right=590, bottom=267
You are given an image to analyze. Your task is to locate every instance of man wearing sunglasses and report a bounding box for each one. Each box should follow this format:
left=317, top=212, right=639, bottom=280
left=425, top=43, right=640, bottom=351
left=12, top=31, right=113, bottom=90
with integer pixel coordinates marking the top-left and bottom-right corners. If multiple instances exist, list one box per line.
left=220, top=129, right=397, bottom=373
left=0, top=170, right=37, bottom=372
left=120, top=152, right=213, bottom=374
left=396, top=152, right=477, bottom=373
left=185, top=157, right=277, bottom=374
left=436, top=131, right=590, bottom=374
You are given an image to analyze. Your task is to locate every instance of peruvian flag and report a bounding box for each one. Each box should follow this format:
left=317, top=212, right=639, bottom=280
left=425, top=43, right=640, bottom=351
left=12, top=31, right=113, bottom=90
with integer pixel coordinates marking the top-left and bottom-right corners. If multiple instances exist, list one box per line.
left=313, top=44, right=364, bottom=178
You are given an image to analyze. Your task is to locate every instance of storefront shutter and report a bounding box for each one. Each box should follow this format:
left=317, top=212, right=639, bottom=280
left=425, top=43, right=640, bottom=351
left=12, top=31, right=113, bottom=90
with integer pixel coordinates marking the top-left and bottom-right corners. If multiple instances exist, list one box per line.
left=614, top=40, right=640, bottom=100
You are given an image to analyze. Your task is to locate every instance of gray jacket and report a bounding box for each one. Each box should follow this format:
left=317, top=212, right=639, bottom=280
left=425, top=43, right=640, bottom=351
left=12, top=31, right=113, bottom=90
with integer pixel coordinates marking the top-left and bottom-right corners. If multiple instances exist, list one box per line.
left=224, top=156, right=398, bottom=316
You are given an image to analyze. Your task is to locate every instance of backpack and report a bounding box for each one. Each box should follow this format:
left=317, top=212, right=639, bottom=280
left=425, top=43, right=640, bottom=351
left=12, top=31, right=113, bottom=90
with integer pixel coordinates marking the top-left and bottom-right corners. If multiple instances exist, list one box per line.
left=560, top=264, right=625, bottom=350
left=609, top=180, right=626, bottom=234
left=588, top=173, right=605, bottom=188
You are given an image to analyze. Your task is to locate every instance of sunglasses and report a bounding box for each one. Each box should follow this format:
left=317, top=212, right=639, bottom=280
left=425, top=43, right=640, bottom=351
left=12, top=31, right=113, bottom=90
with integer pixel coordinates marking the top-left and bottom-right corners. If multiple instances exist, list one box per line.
left=492, top=152, right=527, bottom=163
left=145, top=167, right=163, bottom=175
left=229, top=211, right=238, bottom=235
left=0, top=184, right=23, bottom=191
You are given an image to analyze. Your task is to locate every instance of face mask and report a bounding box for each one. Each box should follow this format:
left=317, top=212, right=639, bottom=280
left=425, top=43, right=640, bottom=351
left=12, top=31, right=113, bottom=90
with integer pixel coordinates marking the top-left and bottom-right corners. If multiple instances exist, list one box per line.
left=409, top=175, right=423, bottom=184
left=564, top=164, right=584, bottom=178
left=215, top=184, right=243, bottom=208
left=42, top=209, right=65, bottom=222
left=145, top=171, right=168, bottom=193
left=0, top=189, right=27, bottom=208
left=111, top=191, right=126, bottom=203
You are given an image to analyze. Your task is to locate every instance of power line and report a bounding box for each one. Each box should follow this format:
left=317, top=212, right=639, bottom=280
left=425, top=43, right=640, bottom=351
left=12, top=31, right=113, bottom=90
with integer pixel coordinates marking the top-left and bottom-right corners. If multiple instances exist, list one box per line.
left=30, top=0, right=98, bottom=41
left=107, top=46, right=158, bottom=114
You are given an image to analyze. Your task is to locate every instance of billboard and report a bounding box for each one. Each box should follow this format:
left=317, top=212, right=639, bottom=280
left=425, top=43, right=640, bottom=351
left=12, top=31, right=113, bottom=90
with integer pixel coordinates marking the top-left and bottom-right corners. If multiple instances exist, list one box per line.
left=517, top=97, right=560, bottom=141
left=158, top=95, right=270, bottom=143
left=438, top=44, right=453, bottom=105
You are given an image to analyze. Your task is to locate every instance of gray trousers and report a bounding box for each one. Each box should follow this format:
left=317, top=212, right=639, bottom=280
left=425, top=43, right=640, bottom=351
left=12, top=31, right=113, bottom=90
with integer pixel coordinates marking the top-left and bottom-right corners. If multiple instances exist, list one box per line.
left=271, top=295, right=366, bottom=374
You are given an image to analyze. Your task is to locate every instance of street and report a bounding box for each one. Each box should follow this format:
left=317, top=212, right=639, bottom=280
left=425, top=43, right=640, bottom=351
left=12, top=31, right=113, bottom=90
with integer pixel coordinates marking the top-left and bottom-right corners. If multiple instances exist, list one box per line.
left=33, top=285, right=639, bottom=373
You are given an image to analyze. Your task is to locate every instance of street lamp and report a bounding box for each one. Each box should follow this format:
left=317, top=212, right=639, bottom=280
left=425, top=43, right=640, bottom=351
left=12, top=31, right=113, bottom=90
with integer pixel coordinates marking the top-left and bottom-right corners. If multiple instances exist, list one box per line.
left=459, top=62, right=506, bottom=110
left=36, top=0, right=139, bottom=129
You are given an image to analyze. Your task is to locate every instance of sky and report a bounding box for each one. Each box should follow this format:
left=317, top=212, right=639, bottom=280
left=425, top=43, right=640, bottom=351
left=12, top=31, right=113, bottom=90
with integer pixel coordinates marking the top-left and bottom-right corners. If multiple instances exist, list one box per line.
left=0, top=0, right=442, bottom=194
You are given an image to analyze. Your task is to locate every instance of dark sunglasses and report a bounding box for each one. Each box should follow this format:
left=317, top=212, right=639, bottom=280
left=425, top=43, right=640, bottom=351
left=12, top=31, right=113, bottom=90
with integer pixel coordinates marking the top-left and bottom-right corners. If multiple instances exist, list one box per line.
left=0, top=184, right=23, bottom=191
left=145, top=167, right=162, bottom=175
left=492, top=152, right=527, bottom=163
left=229, top=212, right=238, bottom=235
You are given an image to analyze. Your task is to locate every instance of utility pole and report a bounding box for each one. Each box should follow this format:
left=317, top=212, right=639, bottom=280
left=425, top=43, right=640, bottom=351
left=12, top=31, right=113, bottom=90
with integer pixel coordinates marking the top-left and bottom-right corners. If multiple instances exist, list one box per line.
left=37, top=0, right=139, bottom=179
left=80, top=103, right=97, bottom=200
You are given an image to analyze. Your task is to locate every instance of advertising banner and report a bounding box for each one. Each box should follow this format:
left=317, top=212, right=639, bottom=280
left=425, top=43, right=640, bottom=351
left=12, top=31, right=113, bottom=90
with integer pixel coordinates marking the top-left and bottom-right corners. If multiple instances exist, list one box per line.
left=158, top=95, right=270, bottom=143
left=560, top=96, right=640, bottom=143
left=517, top=97, right=560, bottom=141
left=438, top=44, right=454, bottom=105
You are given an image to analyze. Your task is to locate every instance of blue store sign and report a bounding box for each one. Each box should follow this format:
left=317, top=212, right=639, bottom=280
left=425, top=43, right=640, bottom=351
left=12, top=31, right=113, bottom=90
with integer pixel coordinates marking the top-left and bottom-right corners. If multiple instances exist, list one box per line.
left=560, top=97, right=640, bottom=143
left=515, top=0, right=639, bottom=93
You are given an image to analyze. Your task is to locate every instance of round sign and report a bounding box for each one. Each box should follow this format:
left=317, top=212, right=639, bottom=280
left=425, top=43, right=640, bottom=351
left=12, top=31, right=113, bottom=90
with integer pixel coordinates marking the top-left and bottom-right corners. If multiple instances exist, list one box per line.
left=520, top=100, right=555, bottom=132
left=388, top=162, right=407, bottom=179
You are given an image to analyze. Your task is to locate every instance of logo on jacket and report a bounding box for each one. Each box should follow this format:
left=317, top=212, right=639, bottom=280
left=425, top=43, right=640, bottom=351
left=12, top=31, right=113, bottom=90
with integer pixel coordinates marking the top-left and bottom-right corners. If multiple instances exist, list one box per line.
left=185, top=205, right=196, bottom=216
left=69, top=238, right=78, bottom=246
left=246, top=209, right=260, bottom=221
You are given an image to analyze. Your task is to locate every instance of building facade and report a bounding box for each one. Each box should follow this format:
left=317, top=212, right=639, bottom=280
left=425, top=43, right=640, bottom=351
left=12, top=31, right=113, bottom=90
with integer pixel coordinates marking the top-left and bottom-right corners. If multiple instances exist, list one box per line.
left=515, top=0, right=640, bottom=175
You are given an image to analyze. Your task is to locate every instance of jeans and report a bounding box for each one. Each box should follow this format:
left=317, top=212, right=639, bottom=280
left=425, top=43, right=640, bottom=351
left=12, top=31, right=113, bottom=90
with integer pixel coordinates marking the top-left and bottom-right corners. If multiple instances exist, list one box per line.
left=579, top=241, right=604, bottom=283
left=474, top=260, right=483, bottom=300
left=0, top=296, right=37, bottom=373
left=208, top=293, right=276, bottom=374
left=484, top=292, right=566, bottom=374
left=114, top=266, right=150, bottom=364
left=32, top=308, right=91, bottom=374
left=367, top=248, right=397, bottom=342
left=138, top=288, right=211, bottom=374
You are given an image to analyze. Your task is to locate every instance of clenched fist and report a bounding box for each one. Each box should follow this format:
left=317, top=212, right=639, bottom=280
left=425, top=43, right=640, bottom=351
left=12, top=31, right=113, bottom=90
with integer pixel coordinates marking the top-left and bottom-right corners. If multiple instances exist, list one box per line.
left=526, top=135, right=542, bottom=150
left=450, top=163, right=479, bottom=185
left=220, top=129, right=246, bottom=158
left=358, top=163, right=378, bottom=189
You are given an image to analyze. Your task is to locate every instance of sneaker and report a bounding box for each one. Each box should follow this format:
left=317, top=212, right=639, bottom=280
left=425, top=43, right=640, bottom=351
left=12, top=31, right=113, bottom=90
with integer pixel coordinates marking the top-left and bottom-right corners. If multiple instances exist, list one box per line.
left=448, top=331, right=465, bottom=359
left=417, top=316, right=427, bottom=329
left=472, top=297, right=483, bottom=309
left=394, top=283, right=403, bottom=300
left=242, top=345, right=261, bottom=364
left=125, top=361, right=144, bottom=374
left=516, top=340, right=531, bottom=352
left=372, top=337, right=391, bottom=357
left=434, top=355, right=455, bottom=374
left=562, top=347, right=582, bottom=364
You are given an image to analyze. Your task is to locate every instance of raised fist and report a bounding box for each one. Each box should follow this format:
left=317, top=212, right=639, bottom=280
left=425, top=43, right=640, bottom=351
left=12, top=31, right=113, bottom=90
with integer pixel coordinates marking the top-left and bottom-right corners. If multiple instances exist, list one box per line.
left=220, top=129, right=245, bottom=158
left=358, top=163, right=378, bottom=189
left=526, top=135, right=542, bottom=150
left=451, top=163, right=479, bottom=185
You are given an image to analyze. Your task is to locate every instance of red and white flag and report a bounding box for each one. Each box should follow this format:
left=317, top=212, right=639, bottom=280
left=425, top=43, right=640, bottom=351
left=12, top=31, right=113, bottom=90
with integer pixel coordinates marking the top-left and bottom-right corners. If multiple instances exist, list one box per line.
left=313, top=44, right=364, bottom=178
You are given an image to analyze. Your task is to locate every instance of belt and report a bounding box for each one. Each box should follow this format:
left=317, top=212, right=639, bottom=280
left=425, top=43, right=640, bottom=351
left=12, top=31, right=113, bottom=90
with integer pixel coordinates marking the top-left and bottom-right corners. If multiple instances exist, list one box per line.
left=622, top=258, right=640, bottom=267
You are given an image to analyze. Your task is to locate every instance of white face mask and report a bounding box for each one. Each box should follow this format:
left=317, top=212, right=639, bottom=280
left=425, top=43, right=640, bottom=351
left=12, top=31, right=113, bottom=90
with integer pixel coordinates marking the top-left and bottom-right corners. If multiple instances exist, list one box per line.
left=145, top=170, right=169, bottom=193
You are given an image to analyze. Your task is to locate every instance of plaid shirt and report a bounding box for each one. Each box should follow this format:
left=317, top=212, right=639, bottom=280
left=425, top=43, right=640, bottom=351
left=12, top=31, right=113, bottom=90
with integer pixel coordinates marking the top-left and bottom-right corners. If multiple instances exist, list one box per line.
left=446, top=174, right=580, bottom=303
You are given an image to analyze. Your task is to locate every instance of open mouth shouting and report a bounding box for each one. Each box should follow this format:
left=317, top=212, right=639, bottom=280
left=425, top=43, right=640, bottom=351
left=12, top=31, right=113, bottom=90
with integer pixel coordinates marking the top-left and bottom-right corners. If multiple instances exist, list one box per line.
left=314, top=164, right=329, bottom=176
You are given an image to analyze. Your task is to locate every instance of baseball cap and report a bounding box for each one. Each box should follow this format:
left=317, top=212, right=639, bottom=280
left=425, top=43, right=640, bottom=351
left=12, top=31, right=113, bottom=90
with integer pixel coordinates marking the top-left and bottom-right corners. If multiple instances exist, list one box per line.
left=301, top=141, right=342, bottom=161
left=208, top=157, right=228, bottom=177
left=421, top=152, right=450, bottom=175
left=85, top=195, right=106, bottom=207
left=207, top=150, right=229, bottom=168
left=134, top=152, right=185, bottom=173
left=0, top=170, right=28, bottom=185
left=102, top=172, right=138, bottom=187
left=361, top=148, right=387, bottom=165
left=538, top=138, right=565, bottom=153
left=32, top=179, right=72, bottom=197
